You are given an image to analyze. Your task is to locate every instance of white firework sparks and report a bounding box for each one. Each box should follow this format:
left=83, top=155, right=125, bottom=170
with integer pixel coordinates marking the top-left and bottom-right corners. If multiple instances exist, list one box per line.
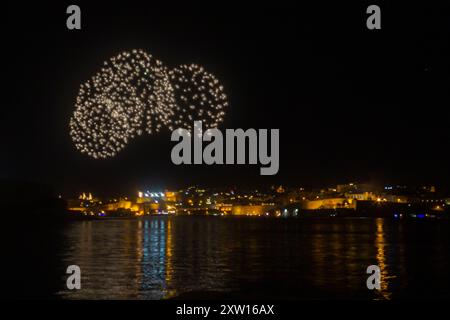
left=169, top=63, right=227, bottom=130
left=69, top=50, right=228, bottom=159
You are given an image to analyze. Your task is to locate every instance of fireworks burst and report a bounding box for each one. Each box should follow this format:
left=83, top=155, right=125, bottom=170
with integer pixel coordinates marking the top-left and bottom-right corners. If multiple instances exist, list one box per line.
left=169, top=64, right=227, bottom=130
left=69, top=50, right=228, bottom=159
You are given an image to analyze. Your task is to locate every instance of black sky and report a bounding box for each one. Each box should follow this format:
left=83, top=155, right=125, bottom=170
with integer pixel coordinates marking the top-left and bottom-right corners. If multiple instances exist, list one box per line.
left=3, top=2, right=449, bottom=196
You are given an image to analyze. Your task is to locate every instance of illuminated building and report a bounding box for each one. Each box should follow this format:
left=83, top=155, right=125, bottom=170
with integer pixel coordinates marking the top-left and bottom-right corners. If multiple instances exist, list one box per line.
left=302, top=198, right=356, bottom=210
left=345, top=192, right=377, bottom=201
left=232, top=205, right=273, bottom=216
left=164, top=191, right=177, bottom=202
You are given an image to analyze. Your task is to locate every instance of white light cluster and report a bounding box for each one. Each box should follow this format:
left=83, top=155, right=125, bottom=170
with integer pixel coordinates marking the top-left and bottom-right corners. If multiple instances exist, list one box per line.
left=69, top=49, right=227, bottom=159
left=169, top=64, right=227, bottom=130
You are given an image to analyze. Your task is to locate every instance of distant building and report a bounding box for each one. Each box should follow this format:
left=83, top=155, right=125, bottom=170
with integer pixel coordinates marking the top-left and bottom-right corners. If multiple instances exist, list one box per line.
left=232, top=204, right=274, bottom=216
left=337, top=183, right=377, bottom=194
left=345, top=192, right=377, bottom=201
left=302, top=198, right=356, bottom=210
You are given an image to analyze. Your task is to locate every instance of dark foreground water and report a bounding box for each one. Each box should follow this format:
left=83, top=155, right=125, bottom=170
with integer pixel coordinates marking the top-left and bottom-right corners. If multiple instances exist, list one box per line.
left=51, top=217, right=450, bottom=300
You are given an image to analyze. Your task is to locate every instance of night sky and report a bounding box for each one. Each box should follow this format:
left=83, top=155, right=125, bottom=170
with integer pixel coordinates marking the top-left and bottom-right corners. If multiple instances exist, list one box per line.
left=3, top=2, right=449, bottom=196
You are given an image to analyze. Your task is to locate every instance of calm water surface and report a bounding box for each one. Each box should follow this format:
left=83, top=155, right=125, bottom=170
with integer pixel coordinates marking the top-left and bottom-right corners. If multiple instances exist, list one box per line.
left=56, top=217, right=450, bottom=299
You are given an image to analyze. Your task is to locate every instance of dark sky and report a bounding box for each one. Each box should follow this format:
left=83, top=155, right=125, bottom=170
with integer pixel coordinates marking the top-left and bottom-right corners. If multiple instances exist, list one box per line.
left=3, top=2, right=449, bottom=196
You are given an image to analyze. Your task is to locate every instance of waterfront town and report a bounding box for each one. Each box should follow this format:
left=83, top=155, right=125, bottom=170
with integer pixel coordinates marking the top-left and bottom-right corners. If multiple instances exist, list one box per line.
left=66, top=183, right=450, bottom=219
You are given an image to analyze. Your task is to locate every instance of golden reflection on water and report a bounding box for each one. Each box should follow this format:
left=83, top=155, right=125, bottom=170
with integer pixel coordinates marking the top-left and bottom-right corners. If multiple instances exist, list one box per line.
left=164, top=219, right=177, bottom=298
left=374, top=218, right=394, bottom=300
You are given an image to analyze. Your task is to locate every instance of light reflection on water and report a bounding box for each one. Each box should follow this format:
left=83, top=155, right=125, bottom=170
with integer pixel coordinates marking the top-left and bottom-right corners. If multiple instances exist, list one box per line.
left=57, top=217, right=450, bottom=300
